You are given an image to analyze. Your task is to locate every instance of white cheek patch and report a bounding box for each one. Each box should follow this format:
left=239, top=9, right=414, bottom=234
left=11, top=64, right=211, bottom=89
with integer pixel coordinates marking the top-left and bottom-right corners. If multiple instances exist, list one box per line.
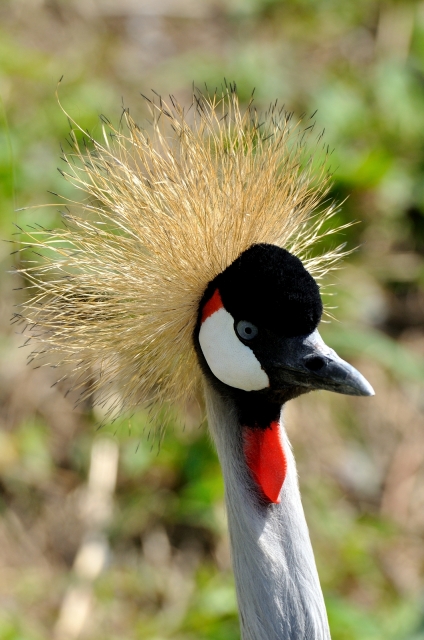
left=199, top=307, right=269, bottom=391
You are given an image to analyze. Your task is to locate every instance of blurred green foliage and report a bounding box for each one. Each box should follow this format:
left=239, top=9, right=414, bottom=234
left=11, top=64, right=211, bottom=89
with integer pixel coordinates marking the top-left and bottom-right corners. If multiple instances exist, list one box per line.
left=2, top=0, right=424, bottom=638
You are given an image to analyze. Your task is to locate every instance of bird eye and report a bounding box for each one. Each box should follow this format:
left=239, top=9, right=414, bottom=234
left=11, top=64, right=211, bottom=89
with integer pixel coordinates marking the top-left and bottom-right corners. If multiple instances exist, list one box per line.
left=236, top=320, right=258, bottom=341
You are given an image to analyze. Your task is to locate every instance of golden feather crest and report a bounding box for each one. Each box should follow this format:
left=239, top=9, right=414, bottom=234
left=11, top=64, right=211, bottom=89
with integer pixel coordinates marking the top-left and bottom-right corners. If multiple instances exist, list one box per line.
left=16, top=85, right=347, bottom=429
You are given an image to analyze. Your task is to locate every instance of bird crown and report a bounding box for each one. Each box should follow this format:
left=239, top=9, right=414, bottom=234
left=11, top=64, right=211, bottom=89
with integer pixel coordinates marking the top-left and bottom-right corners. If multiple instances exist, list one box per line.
left=15, top=84, right=347, bottom=434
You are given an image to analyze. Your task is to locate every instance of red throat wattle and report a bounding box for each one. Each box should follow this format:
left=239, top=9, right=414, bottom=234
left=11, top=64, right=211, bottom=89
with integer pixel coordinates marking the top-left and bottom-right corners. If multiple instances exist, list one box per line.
left=243, top=422, right=287, bottom=503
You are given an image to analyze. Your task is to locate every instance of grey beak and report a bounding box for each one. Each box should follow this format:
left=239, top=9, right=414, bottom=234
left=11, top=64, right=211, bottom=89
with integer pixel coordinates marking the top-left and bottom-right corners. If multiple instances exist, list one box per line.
left=272, top=330, right=375, bottom=397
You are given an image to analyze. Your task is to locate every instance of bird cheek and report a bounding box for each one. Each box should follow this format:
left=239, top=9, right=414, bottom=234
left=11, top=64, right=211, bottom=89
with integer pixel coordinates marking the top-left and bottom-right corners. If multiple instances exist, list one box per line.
left=198, top=307, right=269, bottom=391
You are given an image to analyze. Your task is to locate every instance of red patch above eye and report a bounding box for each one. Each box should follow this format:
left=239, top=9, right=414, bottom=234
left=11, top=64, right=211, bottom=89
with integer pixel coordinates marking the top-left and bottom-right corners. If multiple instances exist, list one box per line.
left=243, top=421, right=287, bottom=504
left=201, top=289, right=224, bottom=323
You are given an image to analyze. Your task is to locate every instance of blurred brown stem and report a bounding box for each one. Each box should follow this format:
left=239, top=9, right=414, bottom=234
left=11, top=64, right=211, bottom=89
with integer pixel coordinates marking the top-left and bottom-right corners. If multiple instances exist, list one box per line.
left=53, top=437, right=119, bottom=640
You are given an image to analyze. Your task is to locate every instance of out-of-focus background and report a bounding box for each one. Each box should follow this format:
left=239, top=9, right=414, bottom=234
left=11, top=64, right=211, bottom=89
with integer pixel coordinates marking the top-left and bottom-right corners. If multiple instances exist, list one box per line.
left=1, top=1, right=424, bottom=639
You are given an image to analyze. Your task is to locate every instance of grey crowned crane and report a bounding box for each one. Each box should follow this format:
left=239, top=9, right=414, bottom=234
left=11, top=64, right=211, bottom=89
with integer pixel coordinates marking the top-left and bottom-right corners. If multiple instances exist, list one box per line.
left=17, top=86, right=374, bottom=640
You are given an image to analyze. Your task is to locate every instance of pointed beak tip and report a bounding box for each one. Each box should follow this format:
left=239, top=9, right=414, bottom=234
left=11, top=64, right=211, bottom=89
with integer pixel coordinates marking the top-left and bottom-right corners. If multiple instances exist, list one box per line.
left=349, top=373, right=375, bottom=397
left=345, top=369, right=375, bottom=397
left=362, top=380, right=375, bottom=397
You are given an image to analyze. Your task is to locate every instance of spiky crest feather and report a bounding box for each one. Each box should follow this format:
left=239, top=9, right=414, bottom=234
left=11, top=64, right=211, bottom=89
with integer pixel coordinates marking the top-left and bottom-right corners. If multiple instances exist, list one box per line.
left=15, top=85, right=347, bottom=432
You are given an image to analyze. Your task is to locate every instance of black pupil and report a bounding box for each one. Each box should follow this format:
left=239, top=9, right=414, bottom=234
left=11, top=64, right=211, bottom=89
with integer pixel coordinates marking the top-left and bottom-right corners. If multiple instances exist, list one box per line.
left=245, top=326, right=252, bottom=335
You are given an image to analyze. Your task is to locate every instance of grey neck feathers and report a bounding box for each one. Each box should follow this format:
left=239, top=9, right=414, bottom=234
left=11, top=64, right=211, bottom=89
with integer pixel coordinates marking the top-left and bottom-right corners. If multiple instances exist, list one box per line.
left=204, top=383, right=331, bottom=640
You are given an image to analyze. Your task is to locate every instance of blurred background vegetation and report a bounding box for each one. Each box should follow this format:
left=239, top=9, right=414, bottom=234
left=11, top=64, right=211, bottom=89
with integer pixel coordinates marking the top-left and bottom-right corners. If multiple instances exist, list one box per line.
left=1, top=0, right=424, bottom=638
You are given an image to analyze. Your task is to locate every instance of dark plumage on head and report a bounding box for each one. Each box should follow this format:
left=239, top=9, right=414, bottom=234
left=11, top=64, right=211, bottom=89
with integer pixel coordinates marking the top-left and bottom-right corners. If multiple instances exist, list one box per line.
left=212, top=243, right=323, bottom=338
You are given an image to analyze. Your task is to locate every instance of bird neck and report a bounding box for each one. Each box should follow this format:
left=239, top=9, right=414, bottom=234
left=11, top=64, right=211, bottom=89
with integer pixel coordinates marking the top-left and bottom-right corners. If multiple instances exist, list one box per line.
left=204, top=382, right=331, bottom=640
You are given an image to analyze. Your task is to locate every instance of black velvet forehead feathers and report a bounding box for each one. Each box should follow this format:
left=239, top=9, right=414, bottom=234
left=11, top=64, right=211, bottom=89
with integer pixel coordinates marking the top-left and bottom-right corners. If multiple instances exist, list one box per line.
left=203, top=243, right=323, bottom=337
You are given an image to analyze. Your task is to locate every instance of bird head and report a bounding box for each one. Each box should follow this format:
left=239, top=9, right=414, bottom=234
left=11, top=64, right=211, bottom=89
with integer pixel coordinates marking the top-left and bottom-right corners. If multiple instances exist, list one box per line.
left=195, top=242, right=374, bottom=410
left=17, top=85, right=373, bottom=434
